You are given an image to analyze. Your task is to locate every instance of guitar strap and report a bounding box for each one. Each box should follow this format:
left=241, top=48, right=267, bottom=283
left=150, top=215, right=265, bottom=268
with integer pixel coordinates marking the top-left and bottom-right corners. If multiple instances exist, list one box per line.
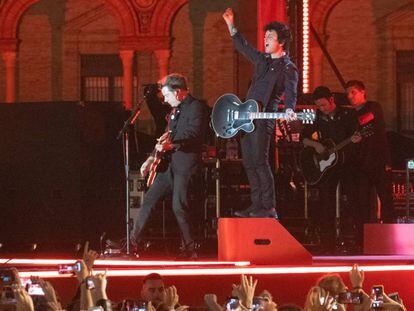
left=262, top=58, right=294, bottom=112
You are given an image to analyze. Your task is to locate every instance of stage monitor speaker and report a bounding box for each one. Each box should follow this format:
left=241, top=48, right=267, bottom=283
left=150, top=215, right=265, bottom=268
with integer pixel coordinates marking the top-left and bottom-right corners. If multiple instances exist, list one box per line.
left=218, top=218, right=312, bottom=265
left=364, top=224, right=414, bottom=255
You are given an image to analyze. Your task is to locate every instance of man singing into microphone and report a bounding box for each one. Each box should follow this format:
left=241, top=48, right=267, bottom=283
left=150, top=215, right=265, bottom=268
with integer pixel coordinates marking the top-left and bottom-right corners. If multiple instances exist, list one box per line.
left=223, top=8, right=298, bottom=218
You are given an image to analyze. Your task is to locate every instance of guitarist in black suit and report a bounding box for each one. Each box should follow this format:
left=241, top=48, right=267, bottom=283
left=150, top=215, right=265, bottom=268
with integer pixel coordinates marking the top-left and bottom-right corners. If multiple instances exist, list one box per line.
left=346, top=80, right=395, bottom=246
left=134, top=73, right=208, bottom=259
left=301, top=86, right=360, bottom=252
left=223, top=8, right=298, bottom=218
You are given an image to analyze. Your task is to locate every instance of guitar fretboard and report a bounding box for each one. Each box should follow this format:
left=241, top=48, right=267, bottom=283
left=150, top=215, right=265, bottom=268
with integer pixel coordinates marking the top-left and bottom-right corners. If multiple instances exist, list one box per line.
left=334, top=137, right=352, bottom=152
left=247, top=112, right=308, bottom=120
left=248, top=112, right=286, bottom=119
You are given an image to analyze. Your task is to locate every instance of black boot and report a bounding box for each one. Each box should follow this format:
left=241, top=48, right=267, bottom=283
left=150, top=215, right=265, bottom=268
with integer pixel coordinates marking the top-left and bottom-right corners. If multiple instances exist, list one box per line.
left=249, top=208, right=278, bottom=219
left=234, top=205, right=259, bottom=218
left=176, top=241, right=198, bottom=260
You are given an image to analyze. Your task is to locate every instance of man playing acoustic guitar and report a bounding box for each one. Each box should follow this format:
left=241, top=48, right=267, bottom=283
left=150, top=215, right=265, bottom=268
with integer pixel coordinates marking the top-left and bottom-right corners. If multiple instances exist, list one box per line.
left=135, top=73, right=208, bottom=259
left=301, top=86, right=361, bottom=253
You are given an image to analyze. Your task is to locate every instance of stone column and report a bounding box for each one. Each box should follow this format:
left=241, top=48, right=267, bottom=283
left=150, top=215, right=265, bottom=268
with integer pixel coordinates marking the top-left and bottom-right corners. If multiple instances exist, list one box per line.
left=2, top=51, right=17, bottom=103
left=154, top=49, right=170, bottom=81
left=120, top=50, right=134, bottom=110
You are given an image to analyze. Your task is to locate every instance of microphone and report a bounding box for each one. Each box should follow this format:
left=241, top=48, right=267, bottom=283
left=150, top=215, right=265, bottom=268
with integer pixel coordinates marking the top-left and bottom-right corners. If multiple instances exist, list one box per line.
left=130, top=106, right=141, bottom=124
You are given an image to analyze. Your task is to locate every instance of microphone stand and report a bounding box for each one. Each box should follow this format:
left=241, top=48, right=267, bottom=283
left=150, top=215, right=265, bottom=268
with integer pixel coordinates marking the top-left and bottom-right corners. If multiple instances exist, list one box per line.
left=117, top=99, right=144, bottom=256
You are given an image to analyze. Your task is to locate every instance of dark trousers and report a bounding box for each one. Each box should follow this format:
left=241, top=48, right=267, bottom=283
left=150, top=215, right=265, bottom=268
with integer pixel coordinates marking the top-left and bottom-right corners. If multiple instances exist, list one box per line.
left=241, top=120, right=276, bottom=211
left=132, top=165, right=194, bottom=246
left=313, top=171, right=340, bottom=249
left=352, top=167, right=394, bottom=244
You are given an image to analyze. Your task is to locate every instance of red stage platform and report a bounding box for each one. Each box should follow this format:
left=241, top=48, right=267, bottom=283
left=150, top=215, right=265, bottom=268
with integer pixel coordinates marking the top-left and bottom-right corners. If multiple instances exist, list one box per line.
left=2, top=255, right=414, bottom=309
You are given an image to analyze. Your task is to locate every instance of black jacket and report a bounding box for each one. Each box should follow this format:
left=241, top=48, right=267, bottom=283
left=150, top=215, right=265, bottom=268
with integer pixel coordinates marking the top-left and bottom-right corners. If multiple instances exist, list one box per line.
left=301, top=106, right=359, bottom=144
left=354, top=101, right=391, bottom=172
left=168, top=94, right=208, bottom=174
left=232, top=31, right=298, bottom=112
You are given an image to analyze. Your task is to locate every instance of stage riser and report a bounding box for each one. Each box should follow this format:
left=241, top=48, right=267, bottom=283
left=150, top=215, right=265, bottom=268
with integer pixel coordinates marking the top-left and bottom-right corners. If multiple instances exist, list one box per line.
left=364, top=224, right=414, bottom=255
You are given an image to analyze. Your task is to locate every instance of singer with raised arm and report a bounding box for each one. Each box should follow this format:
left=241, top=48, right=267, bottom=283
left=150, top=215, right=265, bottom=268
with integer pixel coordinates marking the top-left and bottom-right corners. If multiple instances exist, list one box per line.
left=133, top=73, right=208, bottom=259
left=222, top=8, right=299, bottom=218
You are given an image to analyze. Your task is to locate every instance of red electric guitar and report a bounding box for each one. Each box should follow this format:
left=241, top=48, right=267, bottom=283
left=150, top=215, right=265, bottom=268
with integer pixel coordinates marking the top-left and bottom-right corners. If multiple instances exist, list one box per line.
left=146, top=131, right=172, bottom=187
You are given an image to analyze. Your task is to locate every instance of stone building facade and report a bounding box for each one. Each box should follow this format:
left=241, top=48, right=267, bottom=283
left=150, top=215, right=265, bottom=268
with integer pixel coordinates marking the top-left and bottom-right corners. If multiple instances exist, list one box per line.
left=0, top=0, right=413, bottom=133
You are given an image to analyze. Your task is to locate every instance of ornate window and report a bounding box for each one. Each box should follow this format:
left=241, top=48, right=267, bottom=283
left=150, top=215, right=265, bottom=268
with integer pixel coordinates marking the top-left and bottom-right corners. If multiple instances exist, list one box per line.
left=80, top=54, right=137, bottom=102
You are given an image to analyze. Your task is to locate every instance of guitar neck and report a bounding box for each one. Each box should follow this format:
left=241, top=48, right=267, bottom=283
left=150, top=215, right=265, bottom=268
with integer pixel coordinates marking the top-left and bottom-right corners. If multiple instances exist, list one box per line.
left=248, top=112, right=286, bottom=119
left=334, top=137, right=353, bottom=152
left=249, top=112, right=308, bottom=120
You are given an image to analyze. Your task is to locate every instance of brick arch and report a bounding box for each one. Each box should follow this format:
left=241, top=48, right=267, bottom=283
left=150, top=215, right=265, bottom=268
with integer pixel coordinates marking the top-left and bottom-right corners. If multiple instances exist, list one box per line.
left=0, top=0, right=139, bottom=43
left=0, top=0, right=39, bottom=38
left=103, top=0, right=139, bottom=36
left=151, top=0, right=188, bottom=35
left=311, top=0, right=344, bottom=35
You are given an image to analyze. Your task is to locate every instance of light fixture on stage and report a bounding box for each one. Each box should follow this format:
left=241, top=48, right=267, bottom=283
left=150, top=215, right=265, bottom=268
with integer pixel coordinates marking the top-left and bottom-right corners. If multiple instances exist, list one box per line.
left=302, top=0, right=310, bottom=93
left=404, top=158, right=414, bottom=221
left=407, top=159, right=414, bottom=170
left=0, top=258, right=250, bottom=267
left=17, top=264, right=414, bottom=279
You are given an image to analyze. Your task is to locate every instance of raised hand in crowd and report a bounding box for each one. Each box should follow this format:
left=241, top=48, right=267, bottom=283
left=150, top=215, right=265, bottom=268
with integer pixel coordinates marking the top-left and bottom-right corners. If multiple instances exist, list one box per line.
left=83, top=241, right=100, bottom=272
left=204, top=293, right=223, bottom=311
left=381, top=293, right=406, bottom=311
left=352, top=289, right=371, bottom=311
left=89, top=271, right=113, bottom=311
left=163, top=285, right=179, bottom=310
left=232, top=275, right=258, bottom=310
left=31, top=277, right=62, bottom=310
left=304, top=286, right=334, bottom=311
left=74, top=259, right=94, bottom=310
left=90, top=271, right=108, bottom=304
left=159, top=285, right=188, bottom=311
left=13, top=286, right=34, bottom=311
left=349, top=264, right=364, bottom=290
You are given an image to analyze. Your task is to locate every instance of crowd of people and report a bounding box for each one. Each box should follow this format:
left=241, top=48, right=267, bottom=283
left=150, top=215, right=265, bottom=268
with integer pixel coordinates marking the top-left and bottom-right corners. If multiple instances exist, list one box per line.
left=0, top=245, right=407, bottom=311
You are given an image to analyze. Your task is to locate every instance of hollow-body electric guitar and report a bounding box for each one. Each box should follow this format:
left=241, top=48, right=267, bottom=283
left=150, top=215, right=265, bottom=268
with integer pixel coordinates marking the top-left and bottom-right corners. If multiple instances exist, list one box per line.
left=146, top=131, right=171, bottom=187
left=211, top=93, right=315, bottom=138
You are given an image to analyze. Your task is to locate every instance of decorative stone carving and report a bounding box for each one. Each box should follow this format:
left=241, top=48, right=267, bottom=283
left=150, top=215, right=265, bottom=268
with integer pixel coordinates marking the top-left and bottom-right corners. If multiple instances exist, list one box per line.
left=138, top=11, right=153, bottom=33
left=133, top=0, right=156, bottom=10
left=133, top=0, right=157, bottom=33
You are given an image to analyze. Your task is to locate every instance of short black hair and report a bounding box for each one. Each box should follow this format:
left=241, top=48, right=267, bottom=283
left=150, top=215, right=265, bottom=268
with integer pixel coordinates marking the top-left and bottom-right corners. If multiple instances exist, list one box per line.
left=345, top=80, right=365, bottom=91
left=160, top=73, right=188, bottom=92
left=312, top=86, right=333, bottom=102
left=264, top=21, right=291, bottom=51
left=143, top=273, right=163, bottom=284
